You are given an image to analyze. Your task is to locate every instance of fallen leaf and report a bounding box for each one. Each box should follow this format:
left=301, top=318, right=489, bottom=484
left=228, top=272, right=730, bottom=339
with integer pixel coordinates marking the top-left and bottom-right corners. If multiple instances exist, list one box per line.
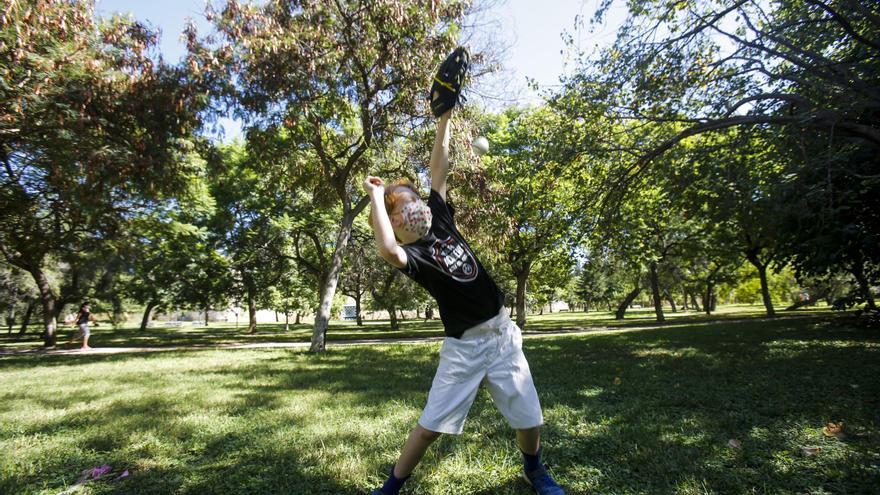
left=801, top=447, right=821, bottom=456
left=728, top=438, right=741, bottom=449
left=613, top=377, right=622, bottom=385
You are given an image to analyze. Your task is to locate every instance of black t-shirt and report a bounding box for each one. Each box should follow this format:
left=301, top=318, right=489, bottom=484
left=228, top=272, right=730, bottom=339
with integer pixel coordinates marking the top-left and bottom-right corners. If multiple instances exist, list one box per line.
left=398, top=190, right=505, bottom=338
left=76, top=310, right=90, bottom=325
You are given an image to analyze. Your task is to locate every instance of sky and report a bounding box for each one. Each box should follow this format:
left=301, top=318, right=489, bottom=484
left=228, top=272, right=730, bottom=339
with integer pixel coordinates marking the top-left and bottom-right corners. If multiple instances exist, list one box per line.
left=94, top=0, right=627, bottom=140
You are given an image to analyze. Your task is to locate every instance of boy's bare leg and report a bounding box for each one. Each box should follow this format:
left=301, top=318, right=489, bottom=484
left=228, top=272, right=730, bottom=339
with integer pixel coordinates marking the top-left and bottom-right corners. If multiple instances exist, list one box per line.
left=516, top=426, right=541, bottom=455
left=81, top=334, right=91, bottom=350
left=392, top=424, right=442, bottom=478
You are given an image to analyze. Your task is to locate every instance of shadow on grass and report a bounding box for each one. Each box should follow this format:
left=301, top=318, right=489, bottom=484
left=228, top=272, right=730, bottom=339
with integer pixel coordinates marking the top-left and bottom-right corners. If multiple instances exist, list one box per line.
left=1, top=315, right=877, bottom=494
left=526, top=317, right=880, bottom=494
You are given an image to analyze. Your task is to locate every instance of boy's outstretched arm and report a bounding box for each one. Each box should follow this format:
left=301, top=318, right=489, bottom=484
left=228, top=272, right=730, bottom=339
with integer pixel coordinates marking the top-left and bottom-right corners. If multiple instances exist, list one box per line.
left=429, top=111, right=451, bottom=200
left=364, top=176, right=407, bottom=269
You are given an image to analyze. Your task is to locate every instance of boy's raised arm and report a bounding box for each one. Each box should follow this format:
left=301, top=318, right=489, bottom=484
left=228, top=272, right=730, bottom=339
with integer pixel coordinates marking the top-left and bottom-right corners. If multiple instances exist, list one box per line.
left=429, top=111, right=451, bottom=201
left=364, top=176, right=407, bottom=269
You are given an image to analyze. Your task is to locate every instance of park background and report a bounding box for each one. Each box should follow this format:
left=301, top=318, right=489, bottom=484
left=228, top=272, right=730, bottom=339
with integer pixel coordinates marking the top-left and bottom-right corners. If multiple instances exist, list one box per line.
left=1, top=0, right=878, bottom=494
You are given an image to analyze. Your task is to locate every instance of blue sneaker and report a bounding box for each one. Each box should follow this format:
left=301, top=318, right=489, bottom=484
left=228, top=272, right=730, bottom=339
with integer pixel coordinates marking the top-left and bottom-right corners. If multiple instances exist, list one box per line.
left=523, top=463, right=565, bottom=495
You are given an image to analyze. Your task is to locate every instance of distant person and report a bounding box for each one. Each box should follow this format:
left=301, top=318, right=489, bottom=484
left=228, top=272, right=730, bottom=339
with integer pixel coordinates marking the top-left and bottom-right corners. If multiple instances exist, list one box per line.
left=364, top=47, right=564, bottom=495
left=66, top=301, right=97, bottom=350
left=424, top=306, right=433, bottom=321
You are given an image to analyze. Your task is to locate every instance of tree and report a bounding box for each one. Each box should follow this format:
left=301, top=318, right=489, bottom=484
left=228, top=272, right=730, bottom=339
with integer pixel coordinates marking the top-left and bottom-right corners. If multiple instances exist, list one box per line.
left=203, top=142, right=301, bottom=333
left=462, top=107, right=586, bottom=328
left=194, top=0, right=470, bottom=351
left=558, top=1, right=879, bottom=315
left=339, top=222, right=375, bottom=326
left=0, top=1, right=208, bottom=346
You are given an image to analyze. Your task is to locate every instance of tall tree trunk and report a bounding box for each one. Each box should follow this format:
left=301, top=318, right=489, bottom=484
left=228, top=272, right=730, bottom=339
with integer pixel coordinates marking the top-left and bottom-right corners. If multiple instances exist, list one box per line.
left=274, top=311, right=279, bottom=322
left=355, top=295, right=363, bottom=326
left=649, top=262, right=665, bottom=322
left=29, top=267, right=58, bottom=347
left=6, top=306, right=14, bottom=334
left=247, top=283, right=257, bottom=334
left=665, top=290, right=677, bottom=313
left=284, top=305, right=290, bottom=332
left=139, top=300, right=158, bottom=332
left=692, top=293, right=702, bottom=312
left=310, top=205, right=364, bottom=352
left=850, top=257, right=877, bottom=311
left=682, top=289, right=689, bottom=310
left=388, top=304, right=399, bottom=330
left=616, top=286, right=641, bottom=320
left=514, top=263, right=531, bottom=330
left=746, top=249, right=776, bottom=316
left=704, top=281, right=714, bottom=315
left=6, top=303, right=15, bottom=334
left=295, top=311, right=301, bottom=325
left=204, top=307, right=209, bottom=326
left=18, top=299, right=35, bottom=336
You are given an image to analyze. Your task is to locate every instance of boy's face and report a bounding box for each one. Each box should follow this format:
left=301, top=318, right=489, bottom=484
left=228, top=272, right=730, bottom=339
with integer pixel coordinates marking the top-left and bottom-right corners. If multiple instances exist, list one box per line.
left=388, top=186, right=419, bottom=230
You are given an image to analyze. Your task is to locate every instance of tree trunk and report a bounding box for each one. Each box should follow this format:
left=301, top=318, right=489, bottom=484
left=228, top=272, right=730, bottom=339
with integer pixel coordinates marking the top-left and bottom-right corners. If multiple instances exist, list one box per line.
left=616, top=286, right=641, bottom=320
left=18, top=299, right=35, bottom=336
left=746, top=250, right=776, bottom=317
left=682, top=289, right=689, bottom=310
left=850, top=257, right=877, bottom=311
left=204, top=307, right=209, bottom=326
left=355, top=295, right=363, bottom=326
left=139, top=300, right=158, bottom=332
left=665, top=291, right=677, bottom=313
left=514, top=263, right=531, bottom=330
left=295, top=311, right=301, bottom=325
left=284, top=307, right=290, bottom=332
left=247, top=284, right=257, bottom=334
left=29, top=267, right=58, bottom=347
left=690, top=293, right=701, bottom=312
left=6, top=303, right=15, bottom=334
left=310, top=207, right=362, bottom=352
left=388, top=305, right=399, bottom=330
left=649, top=262, right=665, bottom=322
left=704, top=281, right=714, bottom=315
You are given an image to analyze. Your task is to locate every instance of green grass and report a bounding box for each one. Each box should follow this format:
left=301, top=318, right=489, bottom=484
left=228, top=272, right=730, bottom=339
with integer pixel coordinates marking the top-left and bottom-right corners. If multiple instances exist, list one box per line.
left=0, top=304, right=831, bottom=350
left=1, top=311, right=878, bottom=494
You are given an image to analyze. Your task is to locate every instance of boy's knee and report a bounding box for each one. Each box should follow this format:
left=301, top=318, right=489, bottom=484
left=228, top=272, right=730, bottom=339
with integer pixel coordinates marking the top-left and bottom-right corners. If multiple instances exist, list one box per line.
left=415, top=425, right=442, bottom=443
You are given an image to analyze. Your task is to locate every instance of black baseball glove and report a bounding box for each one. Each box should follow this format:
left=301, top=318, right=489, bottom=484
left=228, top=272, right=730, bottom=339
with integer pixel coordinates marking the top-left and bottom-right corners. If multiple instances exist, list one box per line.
left=429, top=46, right=469, bottom=118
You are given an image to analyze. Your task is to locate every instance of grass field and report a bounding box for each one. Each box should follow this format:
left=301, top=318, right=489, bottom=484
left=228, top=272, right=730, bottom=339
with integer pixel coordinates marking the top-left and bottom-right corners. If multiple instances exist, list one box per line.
left=1, top=308, right=878, bottom=494
left=0, top=304, right=830, bottom=350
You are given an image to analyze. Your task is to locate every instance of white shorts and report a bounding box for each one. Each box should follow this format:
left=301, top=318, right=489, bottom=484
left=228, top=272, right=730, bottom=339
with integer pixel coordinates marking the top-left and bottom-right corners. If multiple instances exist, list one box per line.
left=77, top=323, right=90, bottom=338
left=418, top=309, right=544, bottom=434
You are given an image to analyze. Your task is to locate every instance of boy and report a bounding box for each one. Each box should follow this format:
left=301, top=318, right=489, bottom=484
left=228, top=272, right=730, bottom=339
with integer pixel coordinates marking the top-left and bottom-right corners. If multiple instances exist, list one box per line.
left=365, top=110, right=565, bottom=494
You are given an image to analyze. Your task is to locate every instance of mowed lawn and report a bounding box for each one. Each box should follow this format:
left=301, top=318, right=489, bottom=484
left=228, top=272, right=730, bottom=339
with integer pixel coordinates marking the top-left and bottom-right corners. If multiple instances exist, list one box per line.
left=1, top=312, right=878, bottom=494
left=0, top=304, right=830, bottom=350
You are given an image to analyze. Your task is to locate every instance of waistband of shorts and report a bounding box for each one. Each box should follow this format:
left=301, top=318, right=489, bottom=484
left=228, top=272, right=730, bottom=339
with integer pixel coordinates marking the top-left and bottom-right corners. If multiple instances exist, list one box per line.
left=458, top=307, right=510, bottom=339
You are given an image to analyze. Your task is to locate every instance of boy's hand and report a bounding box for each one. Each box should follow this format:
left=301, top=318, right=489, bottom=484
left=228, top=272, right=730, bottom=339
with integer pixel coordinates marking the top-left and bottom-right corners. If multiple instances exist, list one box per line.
left=363, top=176, right=385, bottom=194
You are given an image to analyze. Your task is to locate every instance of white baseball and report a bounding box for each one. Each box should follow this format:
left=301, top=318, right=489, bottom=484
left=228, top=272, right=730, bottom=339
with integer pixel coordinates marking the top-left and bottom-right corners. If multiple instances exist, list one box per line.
left=471, top=136, right=489, bottom=156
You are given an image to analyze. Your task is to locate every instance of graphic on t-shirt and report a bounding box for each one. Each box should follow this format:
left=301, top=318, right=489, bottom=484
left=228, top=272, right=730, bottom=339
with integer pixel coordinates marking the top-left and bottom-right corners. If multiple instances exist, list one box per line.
left=431, top=236, right=479, bottom=282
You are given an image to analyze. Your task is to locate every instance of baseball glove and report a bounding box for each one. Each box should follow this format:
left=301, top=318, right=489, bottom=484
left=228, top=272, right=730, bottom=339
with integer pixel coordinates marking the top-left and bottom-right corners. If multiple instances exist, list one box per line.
left=429, top=46, right=469, bottom=118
